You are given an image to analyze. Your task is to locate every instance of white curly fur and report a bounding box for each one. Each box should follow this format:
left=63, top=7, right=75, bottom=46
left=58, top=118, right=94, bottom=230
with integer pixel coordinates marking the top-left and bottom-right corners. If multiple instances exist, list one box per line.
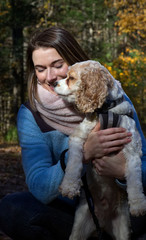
left=54, top=60, right=146, bottom=240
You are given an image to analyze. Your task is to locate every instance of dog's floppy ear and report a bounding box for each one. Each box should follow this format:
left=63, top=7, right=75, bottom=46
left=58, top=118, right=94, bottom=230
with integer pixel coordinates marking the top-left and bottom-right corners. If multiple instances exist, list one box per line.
left=75, top=64, right=114, bottom=113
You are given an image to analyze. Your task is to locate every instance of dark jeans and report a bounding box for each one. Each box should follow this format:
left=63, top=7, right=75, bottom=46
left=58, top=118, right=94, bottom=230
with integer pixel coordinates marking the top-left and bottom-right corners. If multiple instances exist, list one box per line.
left=0, top=191, right=146, bottom=240
left=0, top=192, right=75, bottom=240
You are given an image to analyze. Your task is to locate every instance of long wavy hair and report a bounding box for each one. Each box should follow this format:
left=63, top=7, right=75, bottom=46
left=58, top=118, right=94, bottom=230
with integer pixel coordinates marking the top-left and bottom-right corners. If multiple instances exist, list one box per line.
left=27, top=27, right=89, bottom=109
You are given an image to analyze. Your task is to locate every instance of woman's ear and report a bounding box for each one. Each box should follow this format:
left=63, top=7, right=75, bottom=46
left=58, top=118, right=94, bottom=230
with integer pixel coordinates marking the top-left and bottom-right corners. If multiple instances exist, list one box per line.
left=75, top=65, right=114, bottom=113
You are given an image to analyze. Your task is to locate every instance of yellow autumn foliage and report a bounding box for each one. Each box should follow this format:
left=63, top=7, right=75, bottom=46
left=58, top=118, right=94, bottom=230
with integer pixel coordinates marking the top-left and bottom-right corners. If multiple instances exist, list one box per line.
left=105, top=48, right=146, bottom=124
left=105, top=0, right=146, bottom=39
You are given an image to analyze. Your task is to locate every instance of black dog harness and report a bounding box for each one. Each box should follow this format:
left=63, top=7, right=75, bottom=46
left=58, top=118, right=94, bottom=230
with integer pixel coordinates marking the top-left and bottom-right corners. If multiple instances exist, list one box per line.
left=96, top=96, right=133, bottom=130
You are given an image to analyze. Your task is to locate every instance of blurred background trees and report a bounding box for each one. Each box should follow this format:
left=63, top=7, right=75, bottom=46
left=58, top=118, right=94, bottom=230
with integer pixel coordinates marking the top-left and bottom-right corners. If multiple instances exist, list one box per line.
left=0, top=0, right=145, bottom=142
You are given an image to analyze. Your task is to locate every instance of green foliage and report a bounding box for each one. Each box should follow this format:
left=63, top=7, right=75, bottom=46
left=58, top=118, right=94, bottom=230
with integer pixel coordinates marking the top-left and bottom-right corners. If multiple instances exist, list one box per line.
left=0, top=0, right=40, bottom=28
left=37, top=0, right=112, bottom=60
left=4, top=126, right=18, bottom=143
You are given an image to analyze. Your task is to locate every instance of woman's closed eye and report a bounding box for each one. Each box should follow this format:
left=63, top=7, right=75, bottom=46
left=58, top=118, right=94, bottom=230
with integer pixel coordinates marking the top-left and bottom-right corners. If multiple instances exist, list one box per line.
left=53, top=60, right=64, bottom=69
left=35, top=66, right=46, bottom=72
left=54, top=64, right=63, bottom=69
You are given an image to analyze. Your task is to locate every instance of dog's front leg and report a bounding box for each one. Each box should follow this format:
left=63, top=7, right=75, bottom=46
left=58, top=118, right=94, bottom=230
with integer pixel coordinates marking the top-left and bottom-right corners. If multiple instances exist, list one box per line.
left=59, top=136, right=84, bottom=198
left=59, top=118, right=97, bottom=199
left=121, top=117, right=146, bottom=216
left=125, top=149, right=146, bottom=216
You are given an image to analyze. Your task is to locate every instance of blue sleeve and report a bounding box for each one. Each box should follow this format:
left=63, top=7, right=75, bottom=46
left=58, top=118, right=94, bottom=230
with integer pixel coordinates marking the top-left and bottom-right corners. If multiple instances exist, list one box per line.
left=124, top=94, right=146, bottom=192
left=17, top=104, right=69, bottom=204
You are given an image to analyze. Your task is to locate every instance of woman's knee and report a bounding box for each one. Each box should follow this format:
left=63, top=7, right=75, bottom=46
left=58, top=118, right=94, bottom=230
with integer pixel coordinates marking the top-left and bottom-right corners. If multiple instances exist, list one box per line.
left=0, top=192, right=51, bottom=240
left=0, top=192, right=30, bottom=229
left=0, top=192, right=38, bottom=236
left=0, top=192, right=21, bottom=219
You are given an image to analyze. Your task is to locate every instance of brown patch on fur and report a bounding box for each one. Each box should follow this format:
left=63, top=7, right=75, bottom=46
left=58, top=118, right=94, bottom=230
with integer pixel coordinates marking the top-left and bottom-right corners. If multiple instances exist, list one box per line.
left=67, top=70, right=78, bottom=88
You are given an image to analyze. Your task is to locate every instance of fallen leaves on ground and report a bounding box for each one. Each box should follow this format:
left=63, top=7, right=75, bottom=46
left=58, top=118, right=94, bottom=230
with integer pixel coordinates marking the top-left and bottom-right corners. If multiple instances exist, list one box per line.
left=0, top=144, right=27, bottom=198
left=0, top=144, right=28, bottom=240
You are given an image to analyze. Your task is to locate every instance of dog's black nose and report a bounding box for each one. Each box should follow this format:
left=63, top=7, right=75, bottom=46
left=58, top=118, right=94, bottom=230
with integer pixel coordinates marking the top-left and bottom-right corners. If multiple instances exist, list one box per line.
left=53, top=82, right=58, bottom=87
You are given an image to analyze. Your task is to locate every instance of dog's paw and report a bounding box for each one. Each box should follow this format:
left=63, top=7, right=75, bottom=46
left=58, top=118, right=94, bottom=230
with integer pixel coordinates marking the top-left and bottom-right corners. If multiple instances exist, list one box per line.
left=130, top=198, right=146, bottom=216
left=59, top=186, right=80, bottom=199
left=59, top=180, right=81, bottom=199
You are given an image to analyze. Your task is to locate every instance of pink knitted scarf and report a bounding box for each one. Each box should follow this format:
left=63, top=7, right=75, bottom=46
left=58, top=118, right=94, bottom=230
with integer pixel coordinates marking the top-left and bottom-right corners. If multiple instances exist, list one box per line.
left=35, top=83, right=84, bottom=135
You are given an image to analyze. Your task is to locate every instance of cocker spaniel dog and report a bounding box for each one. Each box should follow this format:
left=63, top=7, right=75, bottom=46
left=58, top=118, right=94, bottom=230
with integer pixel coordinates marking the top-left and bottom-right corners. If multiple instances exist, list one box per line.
left=54, top=60, right=146, bottom=240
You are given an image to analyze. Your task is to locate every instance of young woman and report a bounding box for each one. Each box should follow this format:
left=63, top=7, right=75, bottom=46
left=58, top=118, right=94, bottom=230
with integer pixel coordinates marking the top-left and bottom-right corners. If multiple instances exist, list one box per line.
left=0, top=27, right=145, bottom=240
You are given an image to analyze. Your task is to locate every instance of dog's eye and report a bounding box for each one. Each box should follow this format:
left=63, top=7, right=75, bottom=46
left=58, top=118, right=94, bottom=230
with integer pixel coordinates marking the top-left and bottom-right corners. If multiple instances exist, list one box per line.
left=66, top=75, right=76, bottom=87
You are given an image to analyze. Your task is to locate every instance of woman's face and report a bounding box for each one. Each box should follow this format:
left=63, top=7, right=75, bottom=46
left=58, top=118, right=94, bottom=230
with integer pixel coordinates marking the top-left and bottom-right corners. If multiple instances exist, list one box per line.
left=32, top=47, right=69, bottom=94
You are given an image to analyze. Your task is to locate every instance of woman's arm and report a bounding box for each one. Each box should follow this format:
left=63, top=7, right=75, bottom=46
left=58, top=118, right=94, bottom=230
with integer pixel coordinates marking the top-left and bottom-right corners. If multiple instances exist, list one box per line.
left=17, top=104, right=69, bottom=204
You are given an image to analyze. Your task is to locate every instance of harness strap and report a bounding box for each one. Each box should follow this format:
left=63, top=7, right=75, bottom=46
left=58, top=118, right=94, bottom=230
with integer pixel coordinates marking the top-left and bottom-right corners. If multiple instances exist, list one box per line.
left=99, top=111, right=121, bottom=130
left=82, top=174, right=103, bottom=240
left=97, top=96, right=124, bottom=113
left=60, top=149, right=68, bottom=172
left=83, top=110, right=124, bottom=238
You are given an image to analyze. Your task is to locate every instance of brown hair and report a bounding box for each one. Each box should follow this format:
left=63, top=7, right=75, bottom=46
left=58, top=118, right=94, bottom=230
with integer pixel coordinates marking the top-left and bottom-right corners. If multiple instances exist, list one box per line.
left=27, top=27, right=89, bottom=109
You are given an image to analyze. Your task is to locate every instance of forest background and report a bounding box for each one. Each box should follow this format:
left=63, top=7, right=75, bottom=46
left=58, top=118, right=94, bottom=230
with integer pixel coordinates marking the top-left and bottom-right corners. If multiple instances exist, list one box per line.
left=0, top=0, right=145, bottom=143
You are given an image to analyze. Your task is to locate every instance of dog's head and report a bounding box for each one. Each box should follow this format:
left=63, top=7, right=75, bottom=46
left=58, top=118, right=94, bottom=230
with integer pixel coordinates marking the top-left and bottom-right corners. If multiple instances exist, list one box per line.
left=54, top=60, right=114, bottom=113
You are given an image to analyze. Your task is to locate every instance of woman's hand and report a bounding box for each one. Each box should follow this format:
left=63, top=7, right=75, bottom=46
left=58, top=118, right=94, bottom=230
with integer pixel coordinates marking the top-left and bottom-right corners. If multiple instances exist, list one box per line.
left=83, top=122, right=132, bottom=163
left=92, top=151, right=126, bottom=180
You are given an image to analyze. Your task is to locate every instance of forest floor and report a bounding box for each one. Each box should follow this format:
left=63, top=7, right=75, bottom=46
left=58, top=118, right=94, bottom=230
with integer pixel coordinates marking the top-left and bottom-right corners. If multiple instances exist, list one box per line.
left=0, top=144, right=28, bottom=240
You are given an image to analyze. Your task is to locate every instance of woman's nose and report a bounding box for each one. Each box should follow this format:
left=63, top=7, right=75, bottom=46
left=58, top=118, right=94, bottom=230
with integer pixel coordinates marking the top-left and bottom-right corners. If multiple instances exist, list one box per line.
left=46, top=68, right=57, bottom=83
